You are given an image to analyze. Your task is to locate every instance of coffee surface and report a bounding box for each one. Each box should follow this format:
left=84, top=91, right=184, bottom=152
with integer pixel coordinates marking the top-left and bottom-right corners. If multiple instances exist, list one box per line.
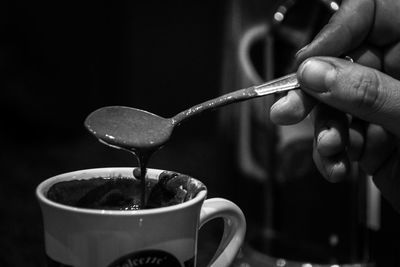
left=47, top=170, right=206, bottom=210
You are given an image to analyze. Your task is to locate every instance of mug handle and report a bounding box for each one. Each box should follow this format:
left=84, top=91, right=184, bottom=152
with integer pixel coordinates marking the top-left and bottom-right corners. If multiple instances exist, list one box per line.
left=199, top=198, right=246, bottom=267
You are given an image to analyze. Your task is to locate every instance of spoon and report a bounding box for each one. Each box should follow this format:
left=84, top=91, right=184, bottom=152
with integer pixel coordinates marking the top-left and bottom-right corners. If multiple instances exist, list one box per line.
left=84, top=72, right=299, bottom=208
left=84, top=72, right=300, bottom=153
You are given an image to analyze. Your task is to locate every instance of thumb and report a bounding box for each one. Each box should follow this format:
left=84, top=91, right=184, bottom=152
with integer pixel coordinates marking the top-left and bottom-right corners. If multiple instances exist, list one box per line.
left=298, top=57, right=400, bottom=137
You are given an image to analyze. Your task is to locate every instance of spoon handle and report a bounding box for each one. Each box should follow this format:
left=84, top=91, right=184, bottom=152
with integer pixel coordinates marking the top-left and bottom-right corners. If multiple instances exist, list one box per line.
left=253, top=73, right=299, bottom=96
left=172, top=73, right=299, bottom=125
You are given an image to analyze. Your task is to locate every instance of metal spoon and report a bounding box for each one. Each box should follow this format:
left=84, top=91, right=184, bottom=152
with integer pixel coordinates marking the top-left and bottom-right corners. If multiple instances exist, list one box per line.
left=84, top=73, right=299, bottom=152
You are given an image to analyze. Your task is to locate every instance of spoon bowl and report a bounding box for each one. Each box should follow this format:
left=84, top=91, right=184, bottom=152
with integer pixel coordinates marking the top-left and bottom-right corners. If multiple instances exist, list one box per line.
left=85, top=106, right=174, bottom=152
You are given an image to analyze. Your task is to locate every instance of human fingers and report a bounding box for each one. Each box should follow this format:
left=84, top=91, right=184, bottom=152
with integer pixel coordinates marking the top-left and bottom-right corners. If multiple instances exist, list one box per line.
left=311, top=116, right=395, bottom=181
left=295, top=0, right=375, bottom=65
left=368, top=0, right=400, bottom=45
left=313, top=104, right=348, bottom=157
left=270, top=90, right=316, bottom=125
left=384, top=42, right=400, bottom=80
left=312, top=137, right=350, bottom=183
left=348, top=44, right=382, bottom=70
left=271, top=45, right=382, bottom=125
left=312, top=103, right=350, bottom=182
left=298, top=57, right=400, bottom=137
left=313, top=45, right=381, bottom=161
left=358, top=124, right=396, bottom=175
left=337, top=45, right=381, bottom=161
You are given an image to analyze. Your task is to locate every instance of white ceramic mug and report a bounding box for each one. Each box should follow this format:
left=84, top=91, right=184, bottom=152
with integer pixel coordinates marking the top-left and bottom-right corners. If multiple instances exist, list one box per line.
left=36, top=167, right=246, bottom=267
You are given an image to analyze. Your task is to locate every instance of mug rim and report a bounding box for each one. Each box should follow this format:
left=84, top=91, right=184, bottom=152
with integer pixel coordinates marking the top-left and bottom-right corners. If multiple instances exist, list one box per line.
left=36, top=167, right=207, bottom=216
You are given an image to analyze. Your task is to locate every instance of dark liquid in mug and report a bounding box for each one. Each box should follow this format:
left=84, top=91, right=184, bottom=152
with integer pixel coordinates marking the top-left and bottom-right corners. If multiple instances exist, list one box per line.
left=46, top=169, right=205, bottom=210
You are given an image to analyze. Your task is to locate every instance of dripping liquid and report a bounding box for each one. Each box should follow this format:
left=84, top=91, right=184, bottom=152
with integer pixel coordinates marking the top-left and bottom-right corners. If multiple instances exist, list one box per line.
left=133, top=149, right=152, bottom=209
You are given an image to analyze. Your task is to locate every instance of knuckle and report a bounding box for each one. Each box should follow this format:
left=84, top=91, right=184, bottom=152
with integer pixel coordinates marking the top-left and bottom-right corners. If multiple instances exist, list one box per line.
left=348, top=70, right=383, bottom=114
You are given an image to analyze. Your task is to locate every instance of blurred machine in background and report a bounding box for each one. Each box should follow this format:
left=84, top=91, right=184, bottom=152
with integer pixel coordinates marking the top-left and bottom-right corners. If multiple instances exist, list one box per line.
left=216, top=0, right=399, bottom=266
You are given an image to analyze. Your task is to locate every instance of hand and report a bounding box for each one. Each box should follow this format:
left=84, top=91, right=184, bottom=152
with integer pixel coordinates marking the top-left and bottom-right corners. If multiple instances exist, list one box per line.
left=269, top=0, right=400, bottom=212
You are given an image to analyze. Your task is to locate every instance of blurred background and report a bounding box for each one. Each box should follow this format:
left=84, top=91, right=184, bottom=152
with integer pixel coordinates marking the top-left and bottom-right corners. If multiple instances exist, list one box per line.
left=2, top=0, right=400, bottom=266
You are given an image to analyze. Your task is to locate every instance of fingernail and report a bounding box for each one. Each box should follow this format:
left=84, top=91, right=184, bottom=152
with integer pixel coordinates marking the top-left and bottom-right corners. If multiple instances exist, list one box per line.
left=299, top=59, right=336, bottom=93
left=295, top=44, right=309, bottom=57
left=270, top=95, right=287, bottom=110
